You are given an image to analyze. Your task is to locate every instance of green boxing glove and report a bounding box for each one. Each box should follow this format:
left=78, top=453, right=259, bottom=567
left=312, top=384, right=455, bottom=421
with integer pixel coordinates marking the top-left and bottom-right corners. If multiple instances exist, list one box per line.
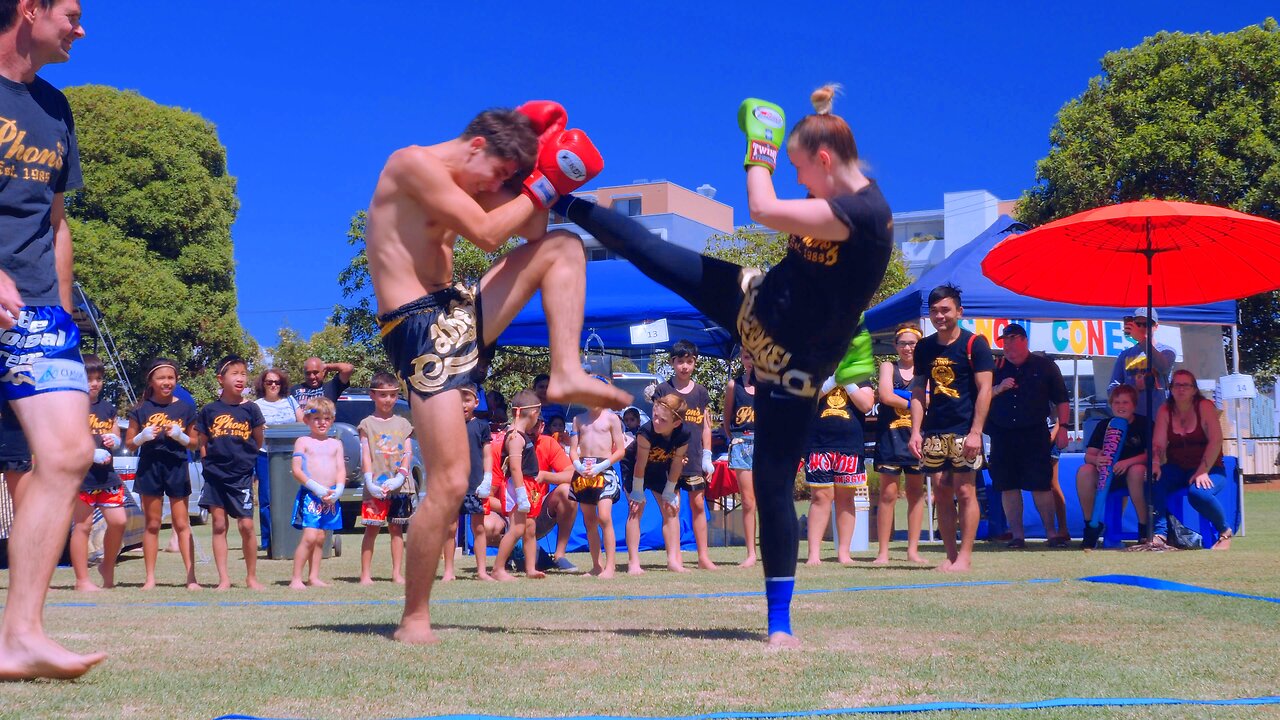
left=737, top=98, right=786, bottom=173
left=834, top=315, right=875, bottom=387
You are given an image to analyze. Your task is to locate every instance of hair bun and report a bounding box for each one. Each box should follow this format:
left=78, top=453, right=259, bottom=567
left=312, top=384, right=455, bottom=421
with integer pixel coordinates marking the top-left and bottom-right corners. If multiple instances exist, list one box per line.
left=810, top=84, right=841, bottom=115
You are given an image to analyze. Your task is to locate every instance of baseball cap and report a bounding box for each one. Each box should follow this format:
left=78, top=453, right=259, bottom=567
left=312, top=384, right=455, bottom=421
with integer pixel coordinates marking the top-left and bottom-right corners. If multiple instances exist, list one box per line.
left=1000, top=323, right=1028, bottom=339
left=1124, top=307, right=1159, bottom=323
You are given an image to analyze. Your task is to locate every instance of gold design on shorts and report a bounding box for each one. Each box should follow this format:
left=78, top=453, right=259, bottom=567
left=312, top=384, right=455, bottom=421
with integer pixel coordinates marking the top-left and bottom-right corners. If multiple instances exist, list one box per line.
left=572, top=473, right=605, bottom=494
left=405, top=292, right=480, bottom=396
left=735, top=268, right=816, bottom=398
left=931, top=357, right=959, bottom=399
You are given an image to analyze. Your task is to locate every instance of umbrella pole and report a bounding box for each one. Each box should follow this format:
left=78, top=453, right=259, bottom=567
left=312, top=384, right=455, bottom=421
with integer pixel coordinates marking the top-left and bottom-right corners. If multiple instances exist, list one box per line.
left=1144, top=219, right=1156, bottom=544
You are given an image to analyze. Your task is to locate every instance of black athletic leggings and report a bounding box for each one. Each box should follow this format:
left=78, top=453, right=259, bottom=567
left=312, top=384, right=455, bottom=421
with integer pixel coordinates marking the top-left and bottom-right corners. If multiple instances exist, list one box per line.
left=557, top=195, right=817, bottom=580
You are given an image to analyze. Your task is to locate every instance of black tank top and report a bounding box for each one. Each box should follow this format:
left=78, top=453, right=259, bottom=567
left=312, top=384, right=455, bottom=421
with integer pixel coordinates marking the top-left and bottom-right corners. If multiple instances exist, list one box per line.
left=729, top=374, right=756, bottom=434
left=501, top=429, right=539, bottom=481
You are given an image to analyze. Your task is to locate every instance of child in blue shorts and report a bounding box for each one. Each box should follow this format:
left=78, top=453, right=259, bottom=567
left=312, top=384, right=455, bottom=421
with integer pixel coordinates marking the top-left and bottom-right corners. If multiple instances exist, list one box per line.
left=290, top=397, right=345, bottom=589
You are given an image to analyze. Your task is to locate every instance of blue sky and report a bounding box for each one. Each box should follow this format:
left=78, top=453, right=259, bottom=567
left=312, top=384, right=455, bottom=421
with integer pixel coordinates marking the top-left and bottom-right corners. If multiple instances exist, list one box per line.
left=44, top=2, right=1276, bottom=349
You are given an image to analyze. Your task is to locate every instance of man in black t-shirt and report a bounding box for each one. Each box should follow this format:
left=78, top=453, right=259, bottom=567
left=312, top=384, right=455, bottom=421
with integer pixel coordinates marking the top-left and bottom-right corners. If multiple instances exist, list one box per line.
left=0, top=2, right=106, bottom=681
left=908, top=285, right=993, bottom=573
left=291, top=356, right=354, bottom=406
left=987, top=324, right=1070, bottom=548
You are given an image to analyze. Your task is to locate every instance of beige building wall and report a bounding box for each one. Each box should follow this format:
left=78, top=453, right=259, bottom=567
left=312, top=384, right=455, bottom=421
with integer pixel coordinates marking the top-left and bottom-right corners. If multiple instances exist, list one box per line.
left=589, top=182, right=733, bottom=233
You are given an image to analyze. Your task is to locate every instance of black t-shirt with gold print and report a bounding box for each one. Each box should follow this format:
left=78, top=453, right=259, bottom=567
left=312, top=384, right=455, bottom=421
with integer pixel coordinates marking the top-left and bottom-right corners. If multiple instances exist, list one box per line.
left=915, top=329, right=994, bottom=436
left=655, top=380, right=709, bottom=476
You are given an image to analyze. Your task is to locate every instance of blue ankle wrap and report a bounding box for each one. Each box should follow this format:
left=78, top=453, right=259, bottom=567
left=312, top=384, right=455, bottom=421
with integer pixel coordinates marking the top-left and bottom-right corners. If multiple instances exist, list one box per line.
left=765, top=576, right=794, bottom=636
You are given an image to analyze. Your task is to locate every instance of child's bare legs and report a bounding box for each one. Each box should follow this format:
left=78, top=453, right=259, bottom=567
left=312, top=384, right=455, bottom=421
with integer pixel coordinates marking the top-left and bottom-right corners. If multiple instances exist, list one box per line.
left=491, top=510, right=528, bottom=582
left=210, top=506, right=233, bottom=590
left=140, top=494, right=163, bottom=589
left=874, top=472, right=899, bottom=564
left=389, top=523, right=406, bottom=584
left=596, top=498, right=616, bottom=578
left=660, top=494, right=686, bottom=572
left=69, top=501, right=100, bottom=592
left=237, top=516, right=262, bottom=590
left=471, top=514, right=493, bottom=580
left=441, top=520, right=457, bottom=582
left=737, top=470, right=758, bottom=567
left=584, top=505, right=602, bottom=575
left=903, top=473, right=926, bottom=562
left=625, top=499, right=645, bottom=575
left=308, top=537, right=329, bottom=587
left=806, top=487, right=833, bottom=565
left=290, top=528, right=322, bottom=589
left=689, top=487, right=717, bottom=570
left=522, top=518, right=545, bottom=579
left=97, top=506, right=126, bottom=589
left=169, top=497, right=200, bottom=590
left=359, top=525, right=381, bottom=585
left=834, top=485, right=856, bottom=565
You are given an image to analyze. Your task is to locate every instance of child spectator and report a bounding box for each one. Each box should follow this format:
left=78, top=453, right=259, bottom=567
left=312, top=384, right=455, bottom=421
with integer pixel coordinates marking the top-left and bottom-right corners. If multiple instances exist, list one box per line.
left=804, top=384, right=875, bottom=565
left=290, top=398, right=345, bottom=589
left=570, top=377, right=628, bottom=577
left=195, top=356, right=266, bottom=590
left=357, top=373, right=415, bottom=585
left=622, top=393, right=691, bottom=574
left=452, top=385, right=494, bottom=580
left=491, top=390, right=545, bottom=580
left=127, top=358, right=200, bottom=590
left=69, top=354, right=127, bottom=592
left=654, top=340, right=717, bottom=570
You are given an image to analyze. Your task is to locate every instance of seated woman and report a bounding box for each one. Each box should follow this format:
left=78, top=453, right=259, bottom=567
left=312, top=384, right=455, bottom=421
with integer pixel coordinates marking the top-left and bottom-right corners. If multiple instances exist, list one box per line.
left=1076, top=384, right=1150, bottom=542
left=1151, top=369, right=1233, bottom=550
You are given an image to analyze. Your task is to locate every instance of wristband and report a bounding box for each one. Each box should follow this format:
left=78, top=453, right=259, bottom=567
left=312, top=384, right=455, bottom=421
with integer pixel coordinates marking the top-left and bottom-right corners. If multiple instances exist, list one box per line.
left=573, top=459, right=589, bottom=475
left=701, top=449, right=714, bottom=475
left=894, top=388, right=912, bottom=402
left=629, top=488, right=646, bottom=504
left=303, top=479, right=329, bottom=497
left=382, top=472, right=406, bottom=494
left=93, top=448, right=113, bottom=465
left=477, top=471, right=492, bottom=499
left=661, top=481, right=677, bottom=505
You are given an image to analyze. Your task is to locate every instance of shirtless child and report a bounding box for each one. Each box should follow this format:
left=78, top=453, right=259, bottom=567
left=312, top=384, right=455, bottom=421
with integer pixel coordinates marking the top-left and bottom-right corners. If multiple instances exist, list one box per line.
left=289, top=398, right=345, bottom=590
left=569, top=380, right=628, bottom=578
left=364, top=104, right=631, bottom=644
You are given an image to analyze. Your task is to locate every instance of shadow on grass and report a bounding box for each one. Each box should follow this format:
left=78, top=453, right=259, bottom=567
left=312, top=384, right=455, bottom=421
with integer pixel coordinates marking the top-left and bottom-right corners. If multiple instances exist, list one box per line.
left=296, top=622, right=759, bottom=641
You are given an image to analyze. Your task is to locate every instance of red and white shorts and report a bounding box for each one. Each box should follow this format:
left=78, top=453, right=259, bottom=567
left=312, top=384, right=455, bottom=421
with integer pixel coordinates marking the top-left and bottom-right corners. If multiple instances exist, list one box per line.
left=805, top=452, right=866, bottom=488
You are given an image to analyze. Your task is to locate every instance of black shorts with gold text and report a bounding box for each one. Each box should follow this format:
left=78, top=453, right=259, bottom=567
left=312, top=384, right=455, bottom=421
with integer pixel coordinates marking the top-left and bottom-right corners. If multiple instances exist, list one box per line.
left=378, top=285, right=493, bottom=400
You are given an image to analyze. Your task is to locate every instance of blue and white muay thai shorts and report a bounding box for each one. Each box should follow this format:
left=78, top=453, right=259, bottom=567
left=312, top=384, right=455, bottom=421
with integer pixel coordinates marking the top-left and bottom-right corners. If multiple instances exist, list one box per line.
left=0, top=306, right=87, bottom=471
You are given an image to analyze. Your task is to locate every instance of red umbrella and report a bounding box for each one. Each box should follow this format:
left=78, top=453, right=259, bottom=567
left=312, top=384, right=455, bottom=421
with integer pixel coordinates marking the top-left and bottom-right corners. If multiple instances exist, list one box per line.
left=981, top=199, right=1280, bottom=307
left=981, top=199, right=1280, bottom=547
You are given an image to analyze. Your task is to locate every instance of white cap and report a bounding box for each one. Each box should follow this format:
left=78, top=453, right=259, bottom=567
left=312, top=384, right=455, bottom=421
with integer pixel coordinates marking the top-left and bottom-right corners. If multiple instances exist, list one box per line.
left=1127, top=307, right=1159, bottom=323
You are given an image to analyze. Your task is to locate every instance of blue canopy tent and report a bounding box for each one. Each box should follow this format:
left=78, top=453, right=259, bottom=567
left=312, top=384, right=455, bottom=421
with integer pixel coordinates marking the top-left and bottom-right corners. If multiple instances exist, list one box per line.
left=865, top=216, right=1237, bottom=331
left=497, top=259, right=735, bottom=358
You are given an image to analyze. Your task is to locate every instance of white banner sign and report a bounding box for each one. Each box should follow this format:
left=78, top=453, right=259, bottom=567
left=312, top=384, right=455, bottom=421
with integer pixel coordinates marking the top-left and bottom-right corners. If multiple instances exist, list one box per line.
left=629, top=318, right=670, bottom=346
left=922, top=317, right=1184, bottom=360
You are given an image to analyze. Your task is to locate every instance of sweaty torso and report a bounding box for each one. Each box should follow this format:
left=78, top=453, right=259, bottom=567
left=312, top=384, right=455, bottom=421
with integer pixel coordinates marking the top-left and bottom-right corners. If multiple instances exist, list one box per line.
left=366, top=147, right=459, bottom=313
left=576, top=411, right=617, bottom=459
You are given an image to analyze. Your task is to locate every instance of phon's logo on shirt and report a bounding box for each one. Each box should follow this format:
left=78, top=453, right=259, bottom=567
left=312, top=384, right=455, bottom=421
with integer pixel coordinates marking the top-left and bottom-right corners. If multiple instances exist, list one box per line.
left=0, top=116, right=67, bottom=170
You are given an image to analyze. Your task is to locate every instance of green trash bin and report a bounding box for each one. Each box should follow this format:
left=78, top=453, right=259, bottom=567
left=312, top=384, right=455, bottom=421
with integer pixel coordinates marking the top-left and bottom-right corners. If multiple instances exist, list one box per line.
left=265, top=424, right=338, bottom=560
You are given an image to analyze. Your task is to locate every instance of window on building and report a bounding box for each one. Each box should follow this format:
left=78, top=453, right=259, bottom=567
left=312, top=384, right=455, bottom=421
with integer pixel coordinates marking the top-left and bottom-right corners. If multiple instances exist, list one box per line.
left=613, top=197, right=641, bottom=216
left=587, top=248, right=613, bottom=262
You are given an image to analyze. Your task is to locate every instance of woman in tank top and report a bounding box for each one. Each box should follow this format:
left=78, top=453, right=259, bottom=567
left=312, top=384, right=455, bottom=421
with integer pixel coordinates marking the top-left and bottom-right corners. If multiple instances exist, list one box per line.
left=722, top=348, right=758, bottom=567
left=1151, top=369, right=1233, bottom=549
left=873, top=324, right=926, bottom=564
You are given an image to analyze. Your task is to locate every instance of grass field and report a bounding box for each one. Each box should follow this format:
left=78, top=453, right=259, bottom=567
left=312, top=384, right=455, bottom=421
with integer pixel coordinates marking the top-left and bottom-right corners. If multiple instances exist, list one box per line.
left=3, top=487, right=1279, bottom=720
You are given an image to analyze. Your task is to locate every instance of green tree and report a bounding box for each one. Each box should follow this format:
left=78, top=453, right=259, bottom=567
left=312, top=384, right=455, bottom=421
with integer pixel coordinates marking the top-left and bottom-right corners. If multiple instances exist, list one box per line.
left=65, top=85, right=254, bottom=401
left=1017, top=19, right=1280, bottom=373
left=268, top=324, right=387, bottom=391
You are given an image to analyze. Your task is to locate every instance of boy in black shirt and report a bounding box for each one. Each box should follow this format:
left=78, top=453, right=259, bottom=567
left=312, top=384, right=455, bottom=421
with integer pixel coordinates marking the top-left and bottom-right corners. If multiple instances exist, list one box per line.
left=654, top=340, right=717, bottom=570
left=69, top=355, right=127, bottom=592
left=908, top=285, right=994, bottom=572
left=195, top=357, right=266, bottom=590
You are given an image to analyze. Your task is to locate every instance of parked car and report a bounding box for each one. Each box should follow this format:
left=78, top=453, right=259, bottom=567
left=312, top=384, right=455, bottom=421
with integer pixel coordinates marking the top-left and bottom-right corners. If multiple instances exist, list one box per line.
left=562, top=371, right=660, bottom=427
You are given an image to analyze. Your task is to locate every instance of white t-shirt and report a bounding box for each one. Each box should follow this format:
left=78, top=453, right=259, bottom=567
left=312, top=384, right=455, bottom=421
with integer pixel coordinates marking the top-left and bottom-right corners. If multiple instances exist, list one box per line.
left=254, top=396, right=301, bottom=426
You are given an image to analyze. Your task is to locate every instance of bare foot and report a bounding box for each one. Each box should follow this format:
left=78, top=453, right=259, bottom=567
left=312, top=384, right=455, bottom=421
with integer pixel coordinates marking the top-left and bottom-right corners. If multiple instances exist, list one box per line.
left=289, top=580, right=308, bottom=590
left=598, top=567, right=615, bottom=579
left=739, top=556, right=757, bottom=568
left=1212, top=536, right=1232, bottom=551
left=358, top=576, right=375, bottom=586
left=939, top=559, right=971, bottom=573
left=766, top=632, right=802, bottom=649
left=525, top=569, right=547, bottom=579
left=936, top=559, right=953, bottom=572
left=186, top=582, right=203, bottom=591
left=140, top=579, right=156, bottom=591
left=393, top=621, right=440, bottom=646
left=870, top=556, right=890, bottom=566
left=492, top=568, right=517, bottom=582
left=98, top=566, right=116, bottom=589
left=214, top=581, right=231, bottom=591
left=588, top=567, right=603, bottom=577
left=0, top=634, right=108, bottom=681
left=547, top=372, right=632, bottom=411
left=476, top=573, right=496, bottom=582
left=667, top=563, right=689, bottom=573
left=440, top=573, right=456, bottom=583
left=309, top=578, right=330, bottom=588
left=907, top=553, right=927, bottom=564
left=393, top=575, right=406, bottom=585
left=698, top=558, right=719, bottom=571
left=246, top=578, right=265, bottom=591
left=804, top=558, right=821, bottom=566
left=627, top=565, right=645, bottom=576
left=837, top=556, right=855, bottom=566
left=74, top=580, right=102, bottom=593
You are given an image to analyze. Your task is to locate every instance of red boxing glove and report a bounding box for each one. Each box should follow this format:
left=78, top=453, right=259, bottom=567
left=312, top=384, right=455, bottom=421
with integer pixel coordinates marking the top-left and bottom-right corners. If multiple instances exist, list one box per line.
left=516, top=100, right=567, bottom=145
left=522, top=128, right=603, bottom=209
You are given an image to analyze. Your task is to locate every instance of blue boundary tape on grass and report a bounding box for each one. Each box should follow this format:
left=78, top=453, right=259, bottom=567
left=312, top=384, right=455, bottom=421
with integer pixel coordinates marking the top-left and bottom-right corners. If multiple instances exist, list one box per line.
left=213, top=694, right=1280, bottom=719
left=1079, top=574, right=1280, bottom=604
left=18, top=578, right=1062, bottom=611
